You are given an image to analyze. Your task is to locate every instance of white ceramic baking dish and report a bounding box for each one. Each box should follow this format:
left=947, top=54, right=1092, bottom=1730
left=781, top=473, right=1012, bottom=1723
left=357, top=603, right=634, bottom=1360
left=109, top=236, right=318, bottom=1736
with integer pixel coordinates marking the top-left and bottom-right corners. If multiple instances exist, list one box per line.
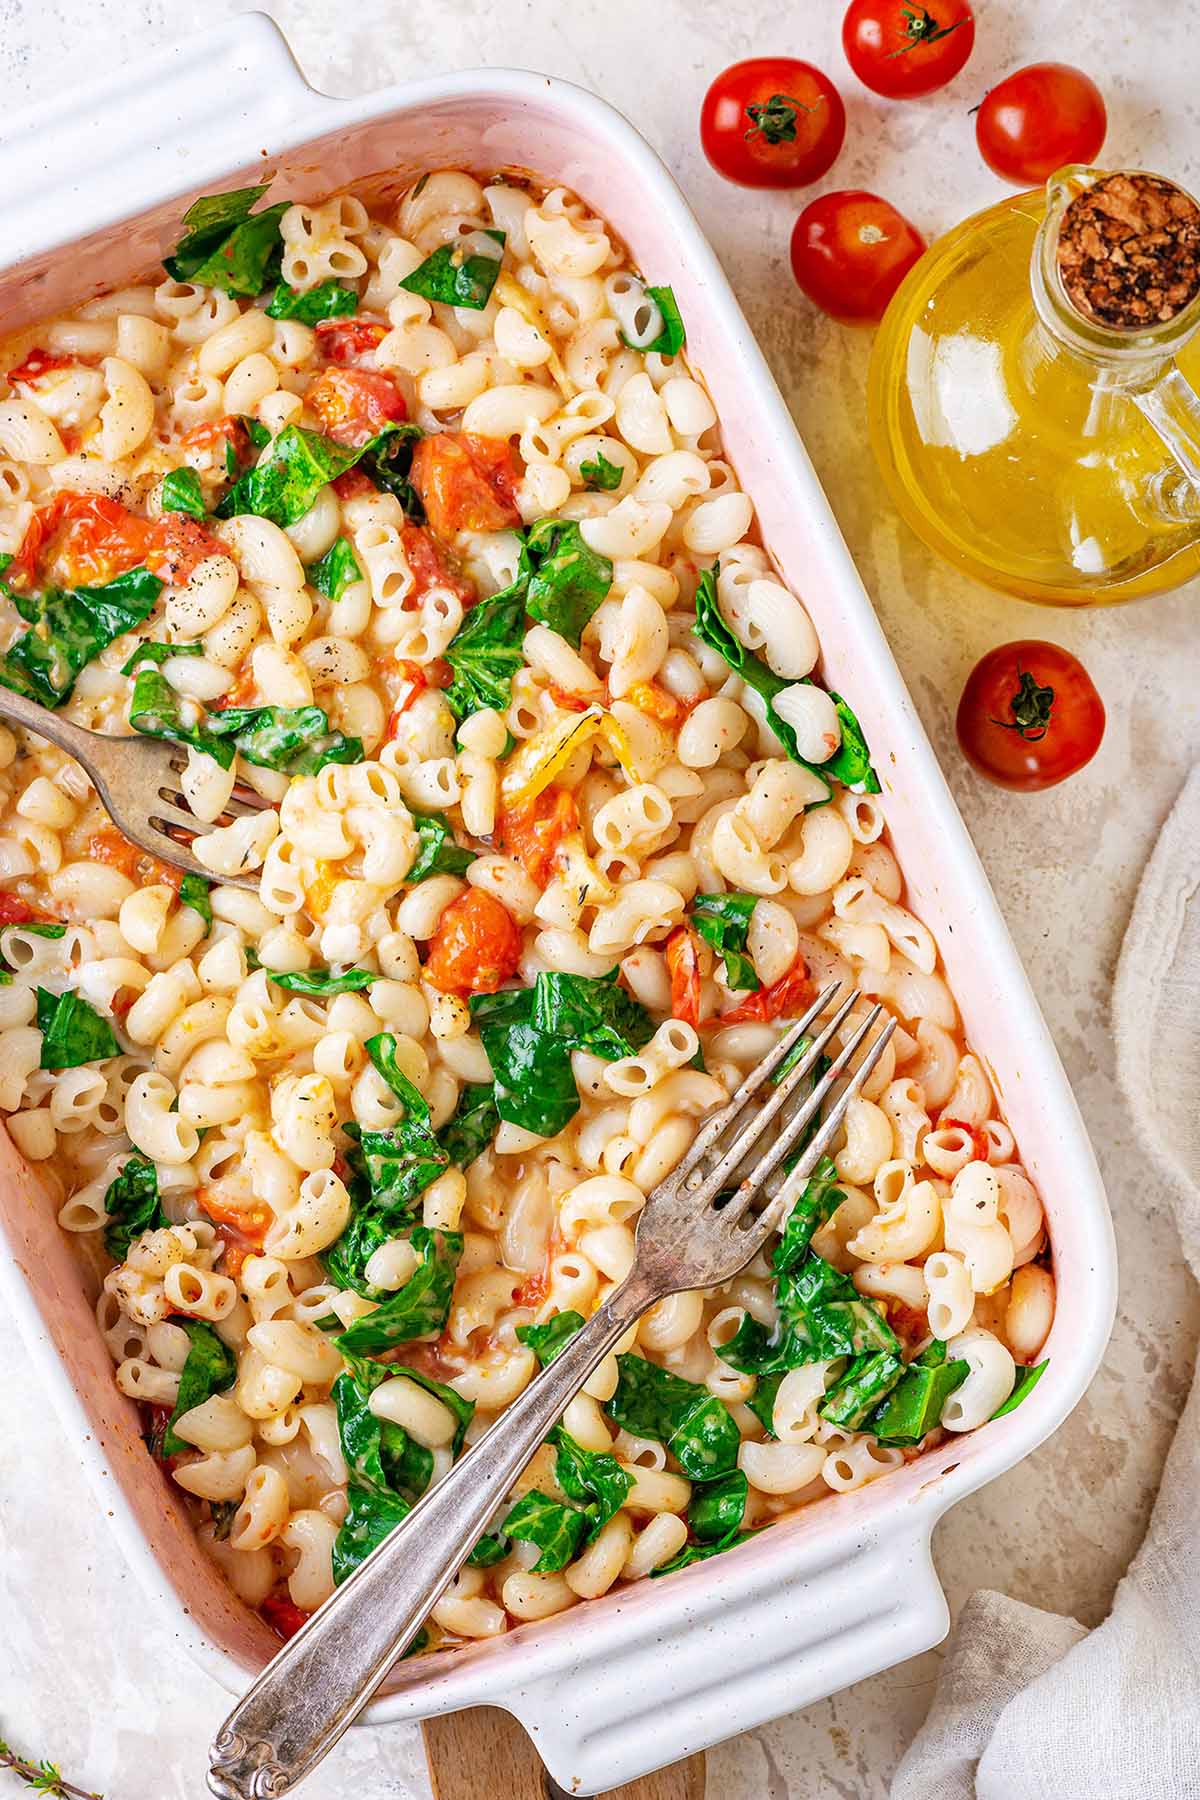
left=0, top=13, right=1118, bottom=1793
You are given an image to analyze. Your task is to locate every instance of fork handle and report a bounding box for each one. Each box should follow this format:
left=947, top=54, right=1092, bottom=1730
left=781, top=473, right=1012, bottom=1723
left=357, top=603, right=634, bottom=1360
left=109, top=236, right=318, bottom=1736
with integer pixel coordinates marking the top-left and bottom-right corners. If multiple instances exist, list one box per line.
left=0, top=684, right=107, bottom=767
left=207, top=1268, right=662, bottom=1799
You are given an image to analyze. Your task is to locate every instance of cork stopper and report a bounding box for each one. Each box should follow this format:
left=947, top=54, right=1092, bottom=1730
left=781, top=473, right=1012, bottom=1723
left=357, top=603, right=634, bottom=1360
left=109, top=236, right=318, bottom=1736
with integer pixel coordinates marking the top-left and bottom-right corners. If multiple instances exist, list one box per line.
left=1056, top=172, right=1200, bottom=329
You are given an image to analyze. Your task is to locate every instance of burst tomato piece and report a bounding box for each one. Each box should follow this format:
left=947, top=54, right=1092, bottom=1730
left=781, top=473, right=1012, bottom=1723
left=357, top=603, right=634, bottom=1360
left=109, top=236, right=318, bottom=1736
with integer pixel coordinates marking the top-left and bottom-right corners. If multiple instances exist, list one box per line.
left=25, top=493, right=148, bottom=586
left=411, top=432, right=523, bottom=539
left=306, top=366, right=407, bottom=449
left=423, top=889, right=523, bottom=995
left=624, top=679, right=690, bottom=727
left=259, top=1593, right=312, bottom=1642
left=178, top=414, right=248, bottom=464
left=8, top=348, right=75, bottom=385
left=315, top=316, right=390, bottom=364
left=400, top=521, right=476, bottom=606
left=700, top=57, right=847, bottom=189
left=87, top=824, right=184, bottom=891
left=940, top=1117, right=991, bottom=1161
left=145, top=512, right=225, bottom=586
left=547, top=683, right=593, bottom=714
left=666, top=925, right=703, bottom=1027
left=498, top=787, right=579, bottom=887
left=720, top=954, right=812, bottom=1024
left=512, top=1264, right=552, bottom=1311
left=956, top=640, right=1105, bottom=791
left=197, top=1187, right=271, bottom=1246
left=0, top=892, right=56, bottom=925
left=386, top=662, right=429, bottom=735
left=331, top=468, right=377, bottom=502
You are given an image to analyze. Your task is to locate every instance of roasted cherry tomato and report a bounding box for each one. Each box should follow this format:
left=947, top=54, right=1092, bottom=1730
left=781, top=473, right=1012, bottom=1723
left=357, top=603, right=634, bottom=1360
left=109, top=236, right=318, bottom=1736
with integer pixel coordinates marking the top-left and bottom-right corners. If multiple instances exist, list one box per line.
left=720, top=954, right=813, bottom=1025
left=843, top=1, right=975, bottom=99
left=0, top=892, right=56, bottom=926
left=976, top=64, right=1107, bottom=186
left=86, top=824, right=184, bottom=891
left=314, top=315, right=389, bottom=364
left=665, top=925, right=702, bottom=1027
left=259, top=1593, right=313, bottom=1642
left=498, top=786, right=580, bottom=887
left=7, top=348, right=75, bottom=385
left=411, top=432, right=523, bottom=538
left=305, top=366, right=407, bottom=448
left=956, top=640, right=1105, bottom=791
left=399, top=521, right=476, bottom=606
left=423, top=888, right=523, bottom=995
left=145, top=511, right=226, bottom=586
left=700, top=57, right=846, bottom=188
left=789, top=190, right=926, bottom=323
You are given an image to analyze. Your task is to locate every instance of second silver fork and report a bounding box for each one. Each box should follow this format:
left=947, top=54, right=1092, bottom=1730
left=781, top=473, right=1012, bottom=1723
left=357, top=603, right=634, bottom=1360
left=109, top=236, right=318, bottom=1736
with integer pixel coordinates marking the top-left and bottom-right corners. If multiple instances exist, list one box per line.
left=207, top=980, right=896, bottom=1800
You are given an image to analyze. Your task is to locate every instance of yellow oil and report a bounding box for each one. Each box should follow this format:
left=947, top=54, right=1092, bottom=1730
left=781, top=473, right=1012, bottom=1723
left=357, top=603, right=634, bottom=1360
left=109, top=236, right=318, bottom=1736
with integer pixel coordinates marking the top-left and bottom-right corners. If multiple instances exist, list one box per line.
left=867, top=188, right=1200, bottom=605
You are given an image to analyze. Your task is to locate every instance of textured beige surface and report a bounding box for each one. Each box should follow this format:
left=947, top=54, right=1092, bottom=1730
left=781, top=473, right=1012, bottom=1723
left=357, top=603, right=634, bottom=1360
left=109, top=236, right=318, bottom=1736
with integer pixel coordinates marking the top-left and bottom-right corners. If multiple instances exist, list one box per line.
left=1, top=2, right=1197, bottom=1796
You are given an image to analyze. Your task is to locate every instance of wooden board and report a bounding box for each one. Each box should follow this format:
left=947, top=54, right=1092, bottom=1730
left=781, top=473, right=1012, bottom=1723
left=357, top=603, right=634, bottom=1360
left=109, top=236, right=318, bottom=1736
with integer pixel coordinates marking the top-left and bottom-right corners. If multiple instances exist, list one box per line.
left=422, top=1707, right=705, bottom=1800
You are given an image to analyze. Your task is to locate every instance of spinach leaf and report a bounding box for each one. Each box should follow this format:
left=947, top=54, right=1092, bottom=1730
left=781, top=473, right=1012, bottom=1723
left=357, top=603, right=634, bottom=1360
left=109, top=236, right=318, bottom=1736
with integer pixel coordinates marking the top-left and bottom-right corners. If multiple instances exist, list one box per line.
left=358, top=423, right=424, bottom=517
left=746, top=1370, right=784, bottom=1440
left=266, top=966, right=378, bottom=997
left=334, top=1226, right=464, bottom=1357
left=721, top=1248, right=900, bottom=1376
left=267, top=280, right=358, bottom=323
left=408, top=812, right=475, bottom=882
left=466, top=1532, right=510, bottom=1568
left=517, top=1311, right=585, bottom=1366
left=818, top=1351, right=906, bottom=1431
left=121, top=639, right=204, bottom=674
left=36, top=987, right=119, bottom=1069
left=102, top=1154, right=166, bottom=1260
left=346, top=1123, right=445, bottom=1236
left=606, top=1354, right=740, bottom=1480
left=826, top=694, right=881, bottom=796
left=163, top=186, right=287, bottom=296
left=1, top=922, right=64, bottom=943
left=128, top=669, right=236, bottom=768
left=870, top=1341, right=970, bottom=1446
left=992, top=1358, right=1049, bottom=1420
left=216, top=424, right=368, bottom=528
left=205, top=703, right=363, bottom=775
left=523, top=518, right=613, bottom=648
left=500, top=1490, right=587, bottom=1573
left=437, top=1082, right=499, bottom=1169
left=400, top=237, right=505, bottom=311
left=579, top=451, right=623, bottom=492
left=651, top=1530, right=757, bottom=1576
left=442, top=584, right=526, bottom=722
left=773, top=1155, right=844, bottom=1273
left=178, top=873, right=213, bottom=931
left=623, top=285, right=686, bottom=356
left=470, top=986, right=580, bottom=1140
left=691, top=893, right=759, bottom=992
left=551, top=1426, right=633, bottom=1542
left=305, top=536, right=362, bottom=601
left=688, top=1468, right=748, bottom=1543
left=531, top=968, right=655, bottom=1059
left=0, top=567, right=162, bottom=707
left=162, top=1321, right=237, bottom=1456
left=160, top=467, right=206, bottom=518
left=331, top=1362, right=426, bottom=1584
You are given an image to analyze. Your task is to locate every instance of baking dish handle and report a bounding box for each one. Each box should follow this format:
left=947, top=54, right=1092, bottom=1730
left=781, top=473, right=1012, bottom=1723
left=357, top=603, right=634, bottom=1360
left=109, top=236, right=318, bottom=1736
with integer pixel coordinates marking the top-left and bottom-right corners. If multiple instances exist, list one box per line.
left=501, top=1521, right=949, bottom=1795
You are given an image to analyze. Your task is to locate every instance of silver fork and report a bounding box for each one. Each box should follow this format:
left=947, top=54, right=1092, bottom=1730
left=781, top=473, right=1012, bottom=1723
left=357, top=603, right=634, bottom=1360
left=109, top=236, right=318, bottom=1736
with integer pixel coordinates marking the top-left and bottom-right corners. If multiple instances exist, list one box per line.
left=207, top=981, right=897, bottom=1800
left=0, top=684, right=268, bottom=888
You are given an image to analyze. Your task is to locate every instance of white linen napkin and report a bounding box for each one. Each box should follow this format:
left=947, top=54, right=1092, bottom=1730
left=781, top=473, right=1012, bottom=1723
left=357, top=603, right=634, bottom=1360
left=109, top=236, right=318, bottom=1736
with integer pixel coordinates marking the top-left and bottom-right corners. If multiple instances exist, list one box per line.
left=891, top=764, right=1200, bottom=1799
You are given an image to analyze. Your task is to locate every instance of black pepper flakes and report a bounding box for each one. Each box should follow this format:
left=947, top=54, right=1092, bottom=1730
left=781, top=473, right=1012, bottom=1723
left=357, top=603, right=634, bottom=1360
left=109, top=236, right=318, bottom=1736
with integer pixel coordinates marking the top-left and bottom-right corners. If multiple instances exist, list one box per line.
left=1056, top=172, right=1200, bottom=329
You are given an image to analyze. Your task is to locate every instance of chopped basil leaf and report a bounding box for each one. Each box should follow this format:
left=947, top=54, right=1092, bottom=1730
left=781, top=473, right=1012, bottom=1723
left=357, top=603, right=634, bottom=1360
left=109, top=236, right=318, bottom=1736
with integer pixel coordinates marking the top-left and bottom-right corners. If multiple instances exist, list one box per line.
left=408, top=812, right=476, bottom=882
left=651, top=1529, right=756, bottom=1576
left=160, top=467, right=206, bottom=519
left=516, top=1310, right=585, bottom=1366
left=818, top=1350, right=906, bottom=1431
left=334, top=1225, right=464, bottom=1357
left=688, top=1468, right=748, bottom=1543
left=266, top=966, right=378, bottom=997
left=870, top=1341, right=970, bottom=1445
left=722, top=1242, right=899, bottom=1376
left=216, top=424, right=364, bottom=527
left=400, top=237, right=505, bottom=310
left=3, top=922, right=64, bottom=941
left=162, top=1322, right=236, bottom=1456
left=551, top=1426, right=633, bottom=1543
left=523, top=518, right=613, bottom=649
left=0, top=566, right=162, bottom=708
left=826, top=693, right=881, bottom=796
left=606, top=1354, right=740, bottom=1480
left=532, top=968, right=655, bottom=1059
left=163, top=185, right=287, bottom=297
left=691, top=893, right=759, bottom=992
left=500, top=1490, right=588, bottom=1573
left=305, top=536, right=362, bottom=601
left=266, top=280, right=358, bottom=323
left=240, top=415, right=271, bottom=452
left=206, top=704, right=363, bottom=775
left=178, top=873, right=213, bottom=931
left=746, top=1370, right=784, bottom=1440
left=358, top=423, right=424, bottom=518
left=102, top=1153, right=166, bottom=1260
left=36, top=986, right=119, bottom=1070
left=437, top=1081, right=499, bottom=1169
left=442, top=583, right=526, bottom=721
left=466, top=1532, right=509, bottom=1568
left=622, top=284, right=686, bottom=356
left=120, top=639, right=204, bottom=675
left=128, top=669, right=235, bottom=767
left=579, top=451, right=623, bottom=492
left=991, top=1358, right=1049, bottom=1420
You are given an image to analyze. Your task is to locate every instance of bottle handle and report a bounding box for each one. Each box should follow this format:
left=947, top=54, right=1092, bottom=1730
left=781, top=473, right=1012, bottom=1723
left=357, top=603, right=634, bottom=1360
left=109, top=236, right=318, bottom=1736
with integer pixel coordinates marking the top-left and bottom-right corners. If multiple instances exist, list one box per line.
left=1134, top=364, right=1200, bottom=495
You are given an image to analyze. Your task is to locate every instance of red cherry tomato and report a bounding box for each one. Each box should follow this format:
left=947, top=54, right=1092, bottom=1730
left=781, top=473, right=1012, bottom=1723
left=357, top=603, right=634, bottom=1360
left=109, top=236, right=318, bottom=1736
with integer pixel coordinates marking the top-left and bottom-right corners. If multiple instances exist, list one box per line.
left=700, top=58, right=846, bottom=189
left=956, top=641, right=1105, bottom=791
left=976, top=64, right=1107, bottom=186
left=843, top=0, right=975, bottom=98
left=790, top=191, right=926, bottom=323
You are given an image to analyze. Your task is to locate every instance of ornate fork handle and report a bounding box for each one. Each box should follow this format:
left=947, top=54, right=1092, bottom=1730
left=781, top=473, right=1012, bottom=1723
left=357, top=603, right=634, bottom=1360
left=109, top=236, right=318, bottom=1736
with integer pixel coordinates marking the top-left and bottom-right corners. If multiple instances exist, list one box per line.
left=207, top=1269, right=662, bottom=1799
